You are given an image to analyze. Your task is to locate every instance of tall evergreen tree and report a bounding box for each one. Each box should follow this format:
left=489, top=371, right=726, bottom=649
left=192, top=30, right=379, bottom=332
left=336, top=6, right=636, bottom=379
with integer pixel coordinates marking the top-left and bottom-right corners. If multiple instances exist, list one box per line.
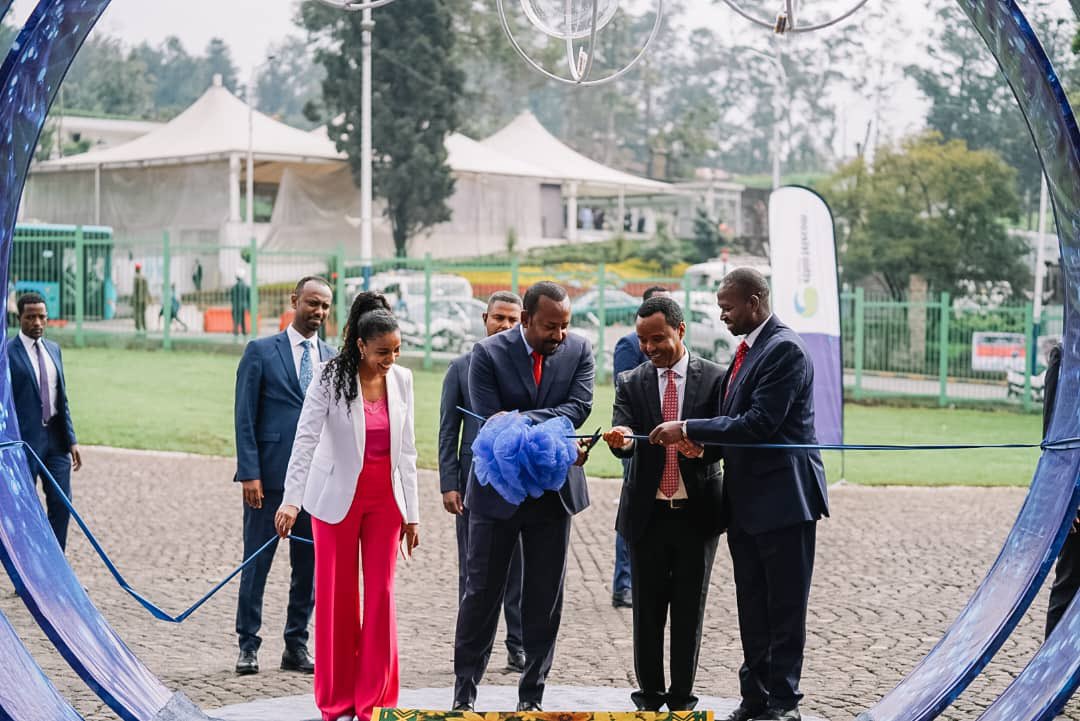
left=301, top=0, right=465, bottom=257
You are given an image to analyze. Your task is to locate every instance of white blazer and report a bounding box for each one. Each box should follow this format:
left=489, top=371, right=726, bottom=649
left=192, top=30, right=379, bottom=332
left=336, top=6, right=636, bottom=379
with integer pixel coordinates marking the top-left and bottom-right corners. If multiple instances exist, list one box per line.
left=281, top=363, right=419, bottom=525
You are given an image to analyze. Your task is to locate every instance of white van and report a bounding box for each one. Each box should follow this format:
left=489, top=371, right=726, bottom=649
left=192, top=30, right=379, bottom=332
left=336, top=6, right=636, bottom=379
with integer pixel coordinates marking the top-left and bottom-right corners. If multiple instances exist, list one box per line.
left=684, top=256, right=771, bottom=294
left=345, top=271, right=474, bottom=317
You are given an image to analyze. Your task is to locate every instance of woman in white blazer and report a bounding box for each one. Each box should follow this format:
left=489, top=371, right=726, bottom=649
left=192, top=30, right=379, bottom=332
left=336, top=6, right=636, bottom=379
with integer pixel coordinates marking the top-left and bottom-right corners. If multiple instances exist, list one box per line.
left=275, top=292, right=419, bottom=721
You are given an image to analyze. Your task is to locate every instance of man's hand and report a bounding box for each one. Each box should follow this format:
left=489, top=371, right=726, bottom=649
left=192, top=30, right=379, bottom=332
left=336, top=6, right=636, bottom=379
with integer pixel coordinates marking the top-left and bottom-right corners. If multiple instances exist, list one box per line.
left=574, top=441, right=591, bottom=466
left=401, top=523, right=420, bottom=557
left=603, top=426, right=634, bottom=450
left=649, top=421, right=685, bottom=446
left=1072, top=511, right=1080, bottom=534
left=242, top=479, right=264, bottom=509
left=442, top=491, right=464, bottom=515
left=70, top=445, right=83, bottom=472
left=676, top=439, right=705, bottom=459
left=275, top=504, right=299, bottom=538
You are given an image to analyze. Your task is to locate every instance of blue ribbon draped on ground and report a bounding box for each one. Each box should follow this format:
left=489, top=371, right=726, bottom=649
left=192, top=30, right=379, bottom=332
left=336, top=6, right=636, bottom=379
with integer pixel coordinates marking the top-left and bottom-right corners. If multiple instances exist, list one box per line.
left=470, top=411, right=580, bottom=505
left=0, top=440, right=311, bottom=624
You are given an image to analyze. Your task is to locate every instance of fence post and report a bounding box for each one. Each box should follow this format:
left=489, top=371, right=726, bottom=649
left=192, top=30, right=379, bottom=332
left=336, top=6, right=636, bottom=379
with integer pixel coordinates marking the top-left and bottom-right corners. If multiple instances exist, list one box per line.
left=510, top=254, right=519, bottom=297
left=853, top=287, right=865, bottom=400
left=335, top=243, right=347, bottom=345
left=1023, top=302, right=1034, bottom=412
left=162, top=231, right=171, bottom=351
left=74, top=226, right=85, bottom=348
left=682, top=272, right=692, bottom=349
left=423, top=252, right=433, bottom=370
left=248, top=235, right=258, bottom=340
left=937, top=291, right=950, bottom=407
left=596, top=263, right=607, bottom=383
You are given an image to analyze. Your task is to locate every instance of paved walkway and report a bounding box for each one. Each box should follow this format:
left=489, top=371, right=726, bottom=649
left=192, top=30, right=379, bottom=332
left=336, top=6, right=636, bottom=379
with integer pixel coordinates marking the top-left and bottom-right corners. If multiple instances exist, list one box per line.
left=0, top=447, right=1075, bottom=721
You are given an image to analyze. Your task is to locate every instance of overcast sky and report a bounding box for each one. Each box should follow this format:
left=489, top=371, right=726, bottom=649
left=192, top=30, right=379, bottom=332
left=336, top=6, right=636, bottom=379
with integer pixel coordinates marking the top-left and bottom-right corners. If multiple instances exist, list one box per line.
left=6, top=0, right=1079, bottom=158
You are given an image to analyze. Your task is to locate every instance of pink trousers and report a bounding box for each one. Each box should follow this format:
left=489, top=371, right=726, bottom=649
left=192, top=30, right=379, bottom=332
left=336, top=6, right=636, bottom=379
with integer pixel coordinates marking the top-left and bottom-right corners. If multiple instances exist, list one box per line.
left=312, top=457, right=401, bottom=721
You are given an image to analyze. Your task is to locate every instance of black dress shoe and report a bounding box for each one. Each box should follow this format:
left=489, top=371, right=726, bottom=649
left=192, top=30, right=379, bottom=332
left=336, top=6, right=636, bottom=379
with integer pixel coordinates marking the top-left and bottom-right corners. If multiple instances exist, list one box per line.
left=720, top=704, right=765, bottom=721
left=612, top=588, right=633, bottom=608
left=281, top=646, right=315, bottom=674
left=451, top=702, right=474, bottom=713
left=506, top=649, right=526, bottom=672
left=235, top=650, right=259, bottom=675
left=516, top=701, right=543, bottom=712
left=758, top=706, right=801, bottom=721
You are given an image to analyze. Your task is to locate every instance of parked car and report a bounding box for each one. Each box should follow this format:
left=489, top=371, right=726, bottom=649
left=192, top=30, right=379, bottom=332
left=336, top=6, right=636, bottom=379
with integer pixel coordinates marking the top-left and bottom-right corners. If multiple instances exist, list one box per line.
left=571, top=288, right=640, bottom=326
left=345, top=271, right=474, bottom=318
left=683, top=303, right=737, bottom=365
left=396, top=297, right=489, bottom=355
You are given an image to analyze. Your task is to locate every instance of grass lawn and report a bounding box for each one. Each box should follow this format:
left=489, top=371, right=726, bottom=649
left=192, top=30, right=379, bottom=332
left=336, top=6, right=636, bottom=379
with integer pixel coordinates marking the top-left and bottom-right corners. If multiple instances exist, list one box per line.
left=63, top=348, right=1043, bottom=485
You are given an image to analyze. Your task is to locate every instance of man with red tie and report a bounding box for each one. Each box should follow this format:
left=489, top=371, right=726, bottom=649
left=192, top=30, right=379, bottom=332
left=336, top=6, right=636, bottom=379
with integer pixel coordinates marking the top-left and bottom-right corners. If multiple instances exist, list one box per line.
left=603, top=296, right=726, bottom=711
left=453, top=281, right=595, bottom=713
left=651, top=268, right=829, bottom=721
left=6, top=292, right=82, bottom=551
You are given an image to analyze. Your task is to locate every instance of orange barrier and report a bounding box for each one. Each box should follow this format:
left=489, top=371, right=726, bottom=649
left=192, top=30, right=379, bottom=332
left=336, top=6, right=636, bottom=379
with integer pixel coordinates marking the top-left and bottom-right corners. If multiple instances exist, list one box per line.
left=203, top=307, right=256, bottom=334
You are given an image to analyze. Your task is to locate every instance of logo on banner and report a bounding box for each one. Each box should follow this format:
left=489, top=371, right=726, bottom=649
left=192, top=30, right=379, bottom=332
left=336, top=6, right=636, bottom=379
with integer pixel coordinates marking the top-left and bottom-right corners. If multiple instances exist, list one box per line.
left=794, top=286, right=819, bottom=318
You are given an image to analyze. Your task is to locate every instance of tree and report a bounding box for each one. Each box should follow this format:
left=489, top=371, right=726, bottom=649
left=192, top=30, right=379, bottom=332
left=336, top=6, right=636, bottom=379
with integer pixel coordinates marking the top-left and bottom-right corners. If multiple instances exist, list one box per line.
left=687, top=209, right=721, bottom=264
left=302, top=0, right=465, bottom=257
left=640, top=220, right=682, bottom=274
left=906, top=0, right=1077, bottom=224
left=255, top=36, right=325, bottom=129
left=203, top=38, right=239, bottom=92
left=60, top=35, right=154, bottom=117
left=820, top=132, right=1026, bottom=300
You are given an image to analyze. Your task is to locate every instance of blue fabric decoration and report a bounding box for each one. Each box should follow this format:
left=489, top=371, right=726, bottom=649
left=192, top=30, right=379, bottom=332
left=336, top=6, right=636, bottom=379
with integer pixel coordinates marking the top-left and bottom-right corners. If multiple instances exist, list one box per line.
left=471, top=413, right=580, bottom=505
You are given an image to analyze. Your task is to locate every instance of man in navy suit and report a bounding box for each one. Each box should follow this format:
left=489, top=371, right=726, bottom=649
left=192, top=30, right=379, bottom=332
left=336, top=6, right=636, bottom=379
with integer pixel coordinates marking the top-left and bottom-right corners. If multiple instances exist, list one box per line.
left=233, top=276, right=335, bottom=676
left=453, top=281, right=595, bottom=713
left=7, top=292, right=82, bottom=551
left=610, top=285, right=670, bottom=609
left=651, top=268, right=829, bottom=721
left=439, top=291, right=527, bottom=672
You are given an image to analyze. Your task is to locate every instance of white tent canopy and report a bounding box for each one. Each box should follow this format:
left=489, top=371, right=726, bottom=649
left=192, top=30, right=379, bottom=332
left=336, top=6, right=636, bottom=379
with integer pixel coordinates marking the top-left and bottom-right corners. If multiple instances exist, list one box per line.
left=481, top=111, right=672, bottom=197
left=35, top=76, right=343, bottom=173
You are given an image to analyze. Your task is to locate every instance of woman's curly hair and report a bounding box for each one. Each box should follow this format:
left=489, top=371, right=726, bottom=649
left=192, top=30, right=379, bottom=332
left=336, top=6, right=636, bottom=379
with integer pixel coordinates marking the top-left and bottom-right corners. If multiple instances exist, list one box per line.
left=321, top=291, right=399, bottom=407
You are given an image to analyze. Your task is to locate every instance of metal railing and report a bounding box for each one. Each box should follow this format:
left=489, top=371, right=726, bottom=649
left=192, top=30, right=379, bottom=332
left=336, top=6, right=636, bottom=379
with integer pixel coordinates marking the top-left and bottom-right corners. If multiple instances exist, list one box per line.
left=6, top=228, right=1058, bottom=408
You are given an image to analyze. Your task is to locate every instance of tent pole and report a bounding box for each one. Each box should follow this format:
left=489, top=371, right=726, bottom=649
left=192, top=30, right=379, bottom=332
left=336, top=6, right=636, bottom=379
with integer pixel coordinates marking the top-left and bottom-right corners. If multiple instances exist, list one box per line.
left=567, top=181, right=578, bottom=242
left=361, top=6, right=374, bottom=280
left=93, top=164, right=101, bottom=225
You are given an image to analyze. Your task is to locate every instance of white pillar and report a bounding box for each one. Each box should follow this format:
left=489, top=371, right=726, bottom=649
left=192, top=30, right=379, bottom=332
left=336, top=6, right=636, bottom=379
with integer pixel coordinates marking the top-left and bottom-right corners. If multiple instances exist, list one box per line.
left=361, top=8, right=374, bottom=273
left=93, top=164, right=101, bottom=225
left=567, top=181, right=579, bottom=242
left=246, top=85, right=255, bottom=242
left=229, top=154, right=241, bottom=223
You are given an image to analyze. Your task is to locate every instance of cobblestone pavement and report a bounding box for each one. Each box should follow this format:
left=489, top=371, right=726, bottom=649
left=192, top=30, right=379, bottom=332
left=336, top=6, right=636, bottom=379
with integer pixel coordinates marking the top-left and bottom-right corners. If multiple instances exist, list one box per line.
left=1, top=447, right=1076, bottom=721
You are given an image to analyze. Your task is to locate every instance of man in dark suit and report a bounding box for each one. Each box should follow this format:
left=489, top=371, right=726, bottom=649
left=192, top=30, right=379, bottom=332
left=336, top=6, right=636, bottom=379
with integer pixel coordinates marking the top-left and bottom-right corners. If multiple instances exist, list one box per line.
left=651, top=268, right=829, bottom=721
left=439, top=290, right=527, bottom=672
left=1041, top=343, right=1080, bottom=638
left=603, top=295, right=726, bottom=712
left=453, top=281, right=595, bottom=713
left=7, top=292, right=82, bottom=551
left=233, top=276, right=335, bottom=676
left=610, top=285, right=670, bottom=609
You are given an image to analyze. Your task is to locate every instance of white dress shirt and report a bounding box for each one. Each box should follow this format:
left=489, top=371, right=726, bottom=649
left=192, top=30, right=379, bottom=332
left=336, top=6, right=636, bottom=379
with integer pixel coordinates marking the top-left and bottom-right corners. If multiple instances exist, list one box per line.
left=19, top=332, right=59, bottom=418
left=286, top=325, right=320, bottom=379
left=743, top=314, right=773, bottom=348
left=655, top=350, right=690, bottom=500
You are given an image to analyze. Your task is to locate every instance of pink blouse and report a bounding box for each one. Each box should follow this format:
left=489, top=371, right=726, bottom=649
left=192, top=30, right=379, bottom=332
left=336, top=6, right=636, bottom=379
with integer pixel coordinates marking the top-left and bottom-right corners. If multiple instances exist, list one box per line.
left=362, top=396, right=391, bottom=462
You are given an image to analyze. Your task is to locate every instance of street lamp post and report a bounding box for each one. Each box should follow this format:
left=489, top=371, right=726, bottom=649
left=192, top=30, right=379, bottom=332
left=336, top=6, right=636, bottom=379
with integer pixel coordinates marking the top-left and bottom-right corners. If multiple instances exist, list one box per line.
left=361, top=6, right=374, bottom=289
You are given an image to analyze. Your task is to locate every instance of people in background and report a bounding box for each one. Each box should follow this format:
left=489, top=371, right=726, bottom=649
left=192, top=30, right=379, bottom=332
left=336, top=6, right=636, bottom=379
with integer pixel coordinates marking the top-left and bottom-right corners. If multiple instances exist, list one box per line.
left=233, top=277, right=336, bottom=678
left=231, top=269, right=251, bottom=337
left=6, top=292, right=83, bottom=551
left=132, top=264, right=149, bottom=333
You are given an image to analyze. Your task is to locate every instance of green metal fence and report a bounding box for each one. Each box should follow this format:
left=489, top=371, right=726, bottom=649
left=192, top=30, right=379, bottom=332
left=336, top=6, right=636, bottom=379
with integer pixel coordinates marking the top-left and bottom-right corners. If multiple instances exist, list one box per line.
left=6, top=227, right=1058, bottom=409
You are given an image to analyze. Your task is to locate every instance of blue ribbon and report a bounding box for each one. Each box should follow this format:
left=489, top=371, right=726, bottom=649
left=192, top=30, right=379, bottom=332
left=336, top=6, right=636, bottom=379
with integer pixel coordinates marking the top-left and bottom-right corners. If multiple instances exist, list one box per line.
left=0, top=440, right=311, bottom=624
left=456, top=406, right=1080, bottom=452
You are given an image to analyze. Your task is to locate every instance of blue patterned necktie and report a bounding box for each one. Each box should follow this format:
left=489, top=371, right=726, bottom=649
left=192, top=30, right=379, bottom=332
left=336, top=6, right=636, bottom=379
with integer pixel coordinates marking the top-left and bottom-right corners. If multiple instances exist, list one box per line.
left=299, top=340, right=313, bottom=393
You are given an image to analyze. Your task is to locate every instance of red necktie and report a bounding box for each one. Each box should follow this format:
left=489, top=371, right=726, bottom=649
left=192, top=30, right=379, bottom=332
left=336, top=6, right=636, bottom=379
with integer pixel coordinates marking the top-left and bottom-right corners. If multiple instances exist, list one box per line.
left=660, top=369, right=680, bottom=498
left=725, top=341, right=749, bottom=400
left=531, top=350, right=543, bottom=386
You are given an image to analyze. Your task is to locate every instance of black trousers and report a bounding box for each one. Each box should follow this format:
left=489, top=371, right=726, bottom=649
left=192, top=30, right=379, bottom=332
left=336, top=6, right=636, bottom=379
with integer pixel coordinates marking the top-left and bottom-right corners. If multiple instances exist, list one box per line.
left=29, top=421, right=73, bottom=551
left=727, top=521, right=817, bottom=711
left=456, top=507, right=524, bottom=655
left=1047, top=528, right=1080, bottom=638
left=235, top=489, right=315, bottom=654
left=629, top=504, right=719, bottom=711
left=454, top=492, right=571, bottom=706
